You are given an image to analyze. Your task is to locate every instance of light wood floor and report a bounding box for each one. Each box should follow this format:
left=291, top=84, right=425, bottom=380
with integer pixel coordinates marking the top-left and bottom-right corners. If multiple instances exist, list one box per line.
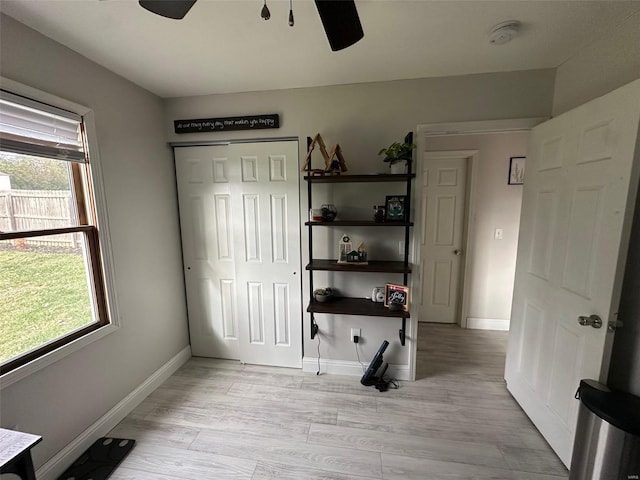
left=109, top=324, right=568, bottom=479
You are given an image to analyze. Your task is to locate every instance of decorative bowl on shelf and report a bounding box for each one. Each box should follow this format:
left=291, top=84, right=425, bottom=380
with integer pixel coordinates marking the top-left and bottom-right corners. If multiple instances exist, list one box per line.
left=314, top=287, right=334, bottom=302
left=321, top=204, right=337, bottom=221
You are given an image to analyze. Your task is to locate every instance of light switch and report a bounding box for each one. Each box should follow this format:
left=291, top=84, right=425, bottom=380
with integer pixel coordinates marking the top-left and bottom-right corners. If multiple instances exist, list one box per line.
left=495, top=228, right=503, bottom=240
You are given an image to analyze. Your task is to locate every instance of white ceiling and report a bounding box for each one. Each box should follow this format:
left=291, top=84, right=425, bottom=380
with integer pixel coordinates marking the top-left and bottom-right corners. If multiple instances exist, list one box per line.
left=2, top=1, right=639, bottom=99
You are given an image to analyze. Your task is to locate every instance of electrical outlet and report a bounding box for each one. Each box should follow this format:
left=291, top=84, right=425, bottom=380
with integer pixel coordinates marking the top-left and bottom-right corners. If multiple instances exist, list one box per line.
left=351, top=328, right=361, bottom=343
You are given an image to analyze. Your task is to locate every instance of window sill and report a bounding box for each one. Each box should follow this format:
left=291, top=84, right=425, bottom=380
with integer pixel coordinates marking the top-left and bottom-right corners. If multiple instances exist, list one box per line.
left=0, top=323, right=119, bottom=389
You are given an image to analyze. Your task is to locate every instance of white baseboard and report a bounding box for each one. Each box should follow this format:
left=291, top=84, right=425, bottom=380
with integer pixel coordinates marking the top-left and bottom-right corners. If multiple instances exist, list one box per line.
left=36, top=345, right=192, bottom=480
left=303, top=357, right=410, bottom=381
left=467, top=317, right=510, bottom=331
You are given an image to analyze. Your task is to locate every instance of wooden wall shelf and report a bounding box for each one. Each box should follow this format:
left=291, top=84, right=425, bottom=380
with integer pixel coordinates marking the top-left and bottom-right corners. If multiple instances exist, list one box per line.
left=306, top=259, right=411, bottom=274
left=304, top=173, right=415, bottom=183
left=308, top=297, right=410, bottom=318
left=305, top=220, right=413, bottom=227
left=304, top=148, right=414, bottom=346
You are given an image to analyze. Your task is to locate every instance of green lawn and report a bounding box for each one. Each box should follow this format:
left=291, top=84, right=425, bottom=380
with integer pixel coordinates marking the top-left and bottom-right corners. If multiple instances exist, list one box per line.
left=0, top=249, right=93, bottom=364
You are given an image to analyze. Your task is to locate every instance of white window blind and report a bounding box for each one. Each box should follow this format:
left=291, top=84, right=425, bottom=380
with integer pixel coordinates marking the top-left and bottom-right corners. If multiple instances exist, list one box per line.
left=0, top=90, right=86, bottom=162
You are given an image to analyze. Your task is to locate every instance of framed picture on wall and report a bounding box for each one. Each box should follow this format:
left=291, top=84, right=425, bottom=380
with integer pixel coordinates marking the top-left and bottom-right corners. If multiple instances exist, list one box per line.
left=508, top=156, right=526, bottom=185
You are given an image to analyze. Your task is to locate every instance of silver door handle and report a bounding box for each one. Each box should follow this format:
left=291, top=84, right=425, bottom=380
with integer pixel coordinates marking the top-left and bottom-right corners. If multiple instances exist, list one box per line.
left=578, top=315, right=602, bottom=328
left=453, top=249, right=463, bottom=256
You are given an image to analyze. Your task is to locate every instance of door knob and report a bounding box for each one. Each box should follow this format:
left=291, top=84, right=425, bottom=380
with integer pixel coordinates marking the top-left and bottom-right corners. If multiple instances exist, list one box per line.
left=453, top=249, right=463, bottom=256
left=578, top=315, right=602, bottom=328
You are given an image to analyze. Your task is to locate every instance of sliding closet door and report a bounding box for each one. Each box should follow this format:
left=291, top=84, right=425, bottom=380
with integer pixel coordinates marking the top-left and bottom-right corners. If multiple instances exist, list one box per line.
left=175, top=141, right=302, bottom=367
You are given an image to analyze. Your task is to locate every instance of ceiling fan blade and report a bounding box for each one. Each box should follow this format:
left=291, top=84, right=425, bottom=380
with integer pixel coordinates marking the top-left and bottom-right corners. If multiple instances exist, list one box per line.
left=314, top=0, right=364, bottom=51
left=139, top=0, right=197, bottom=20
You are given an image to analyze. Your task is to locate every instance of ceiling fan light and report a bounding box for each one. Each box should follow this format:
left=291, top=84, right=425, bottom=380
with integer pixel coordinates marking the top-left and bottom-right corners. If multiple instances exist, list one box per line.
left=261, top=0, right=271, bottom=20
left=289, top=0, right=294, bottom=27
left=138, top=0, right=196, bottom=20
left=314, top=0, right=364, bottom=51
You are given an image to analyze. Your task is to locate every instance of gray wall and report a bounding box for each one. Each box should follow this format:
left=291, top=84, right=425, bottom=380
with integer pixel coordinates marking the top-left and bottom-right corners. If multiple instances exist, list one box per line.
left=0, top=14, right=189, bottom=469
left=552, top=9, right=640, bottom=115
left=165, top=71, right=555, bottom=366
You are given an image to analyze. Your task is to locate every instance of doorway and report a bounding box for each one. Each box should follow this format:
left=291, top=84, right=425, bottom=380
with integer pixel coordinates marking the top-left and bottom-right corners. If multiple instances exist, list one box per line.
left=409, top=120, right=539, bottom=382
left=174, top=140, right=303, bottom=368
left=417, top=151, right=472, bottom=325
left=413, top=128, right=531, bottom=328
left=413, top=80, right=640, bottom=466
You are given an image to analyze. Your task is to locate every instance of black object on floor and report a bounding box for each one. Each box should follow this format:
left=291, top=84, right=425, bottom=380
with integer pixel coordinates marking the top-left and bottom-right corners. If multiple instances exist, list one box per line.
left=361, top=340, right=390, bottom=391
left=57, top=437, right=135, bottom=480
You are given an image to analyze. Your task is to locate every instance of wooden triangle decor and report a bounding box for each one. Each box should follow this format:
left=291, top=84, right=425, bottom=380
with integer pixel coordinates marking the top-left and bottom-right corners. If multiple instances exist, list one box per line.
left=327, top=144, right=348, bottom=173
left=302, top=133, right=348, bottom=175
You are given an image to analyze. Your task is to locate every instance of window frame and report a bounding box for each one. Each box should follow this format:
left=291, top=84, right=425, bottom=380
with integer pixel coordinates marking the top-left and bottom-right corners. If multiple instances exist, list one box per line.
left=0, top=78, right=119, bottom=387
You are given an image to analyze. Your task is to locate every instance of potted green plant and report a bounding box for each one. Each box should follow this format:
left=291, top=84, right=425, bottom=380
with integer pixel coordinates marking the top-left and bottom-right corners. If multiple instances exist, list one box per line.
left=378, top=141, right=416, bottom=173
left=313, top=287, right=334, bottom=302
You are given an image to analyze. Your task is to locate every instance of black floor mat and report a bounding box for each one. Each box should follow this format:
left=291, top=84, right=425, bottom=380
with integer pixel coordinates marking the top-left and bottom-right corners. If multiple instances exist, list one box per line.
left=57, top=437, right=135, bottom=480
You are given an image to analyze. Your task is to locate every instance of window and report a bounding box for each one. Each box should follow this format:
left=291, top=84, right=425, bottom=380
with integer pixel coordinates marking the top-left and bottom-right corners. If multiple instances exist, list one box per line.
left=0, top=90, right=110, bottom=375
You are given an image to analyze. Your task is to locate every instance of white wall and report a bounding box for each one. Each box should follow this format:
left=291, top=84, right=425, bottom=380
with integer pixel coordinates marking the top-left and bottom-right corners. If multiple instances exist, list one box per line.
left=165, top=71, right=554, bottom=368
left=0, top=14, right=189, bottom=469
left=552, top=9, right=640, bottom=115
left=422, top=132, right=529, bottom=327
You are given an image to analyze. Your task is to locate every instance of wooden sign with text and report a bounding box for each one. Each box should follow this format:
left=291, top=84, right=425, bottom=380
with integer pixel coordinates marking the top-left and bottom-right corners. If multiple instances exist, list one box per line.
left=174, top=114, right=279, bottom=133
left=384, top=283, right=410, bottom=311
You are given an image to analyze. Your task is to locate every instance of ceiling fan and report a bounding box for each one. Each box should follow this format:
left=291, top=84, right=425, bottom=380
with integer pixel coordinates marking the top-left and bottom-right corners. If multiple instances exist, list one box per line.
left=138, top=0, right=364, bottom=51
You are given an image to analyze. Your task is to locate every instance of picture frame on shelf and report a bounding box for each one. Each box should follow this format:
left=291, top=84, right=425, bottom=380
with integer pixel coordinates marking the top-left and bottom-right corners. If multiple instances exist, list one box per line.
left=384, top=283, right=409, bottom=311
left=508, top=156, right=525, bottom=185
left=384, top=195, right=407, bottom=222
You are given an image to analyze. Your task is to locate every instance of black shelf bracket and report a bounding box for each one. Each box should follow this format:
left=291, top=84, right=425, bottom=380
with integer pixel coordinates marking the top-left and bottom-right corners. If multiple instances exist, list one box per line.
left=399, top=317, right=406, bottom=346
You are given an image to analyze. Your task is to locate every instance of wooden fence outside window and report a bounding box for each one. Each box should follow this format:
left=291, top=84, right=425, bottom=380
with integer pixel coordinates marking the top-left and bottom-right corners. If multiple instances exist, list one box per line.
left=0, top=189, right=79, bottom=247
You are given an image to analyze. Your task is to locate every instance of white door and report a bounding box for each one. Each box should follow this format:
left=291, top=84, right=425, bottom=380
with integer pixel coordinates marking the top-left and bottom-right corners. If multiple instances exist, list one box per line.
left=229, top=142, right=302, bottom=367
left=176, top=144, right=239, bottom=360
left=419, top=155, right=467, bottom=323
left=505, top=79, right=640, bottom=466
left=175, top=141, right=302, bottom=368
